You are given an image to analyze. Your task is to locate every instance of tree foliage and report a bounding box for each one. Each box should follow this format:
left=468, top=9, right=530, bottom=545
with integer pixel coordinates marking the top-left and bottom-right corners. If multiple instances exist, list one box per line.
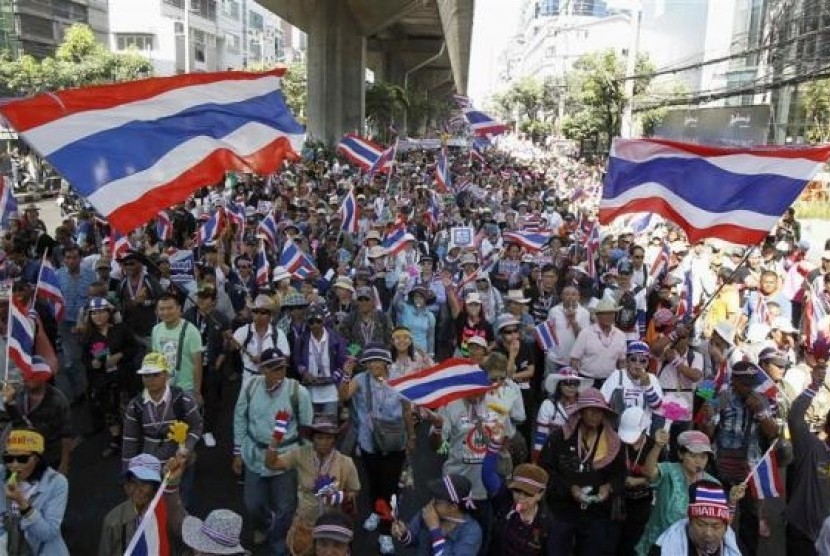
left=803, top=78, right=830, bottom=143
left=491, top=76, right=562, bottom=142
left=406, top=91, right=452, bottom=137
left=0, top=24, right=153, bottom=96
left=562, top=49, right=655, bottom=149
left=365, top=81, right=409, bottom=143
left=248, top=59, right=307, bottom=122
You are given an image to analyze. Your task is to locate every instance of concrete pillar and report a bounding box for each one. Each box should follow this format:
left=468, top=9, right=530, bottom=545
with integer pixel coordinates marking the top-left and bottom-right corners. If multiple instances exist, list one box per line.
left=305, top=1, right=366, bottom=146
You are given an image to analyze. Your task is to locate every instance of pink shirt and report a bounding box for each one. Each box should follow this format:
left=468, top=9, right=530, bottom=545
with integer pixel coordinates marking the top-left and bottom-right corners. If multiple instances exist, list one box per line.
left=569, top=323, right=627, bottom=379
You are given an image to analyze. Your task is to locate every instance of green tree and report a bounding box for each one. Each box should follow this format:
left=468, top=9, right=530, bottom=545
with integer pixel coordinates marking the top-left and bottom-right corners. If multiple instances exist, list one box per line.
left=406, top=91, right=451, bottom=137
left=563, top=49, right=654, bottom=149
left=365, top=81, right=408, bottom=143
left=803, top=78, right=830, bottom=143
left=0, top=24, right=152, bottom=96
left=247, top=60, right=306, bottom=121
left=492, top=76, right=562, bottom=142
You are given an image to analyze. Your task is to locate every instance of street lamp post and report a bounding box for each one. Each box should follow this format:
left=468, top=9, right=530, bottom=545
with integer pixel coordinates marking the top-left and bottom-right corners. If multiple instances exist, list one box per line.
left=183, top=0, right=190, bottom=73
left=620, top=2, right=642, bottom=138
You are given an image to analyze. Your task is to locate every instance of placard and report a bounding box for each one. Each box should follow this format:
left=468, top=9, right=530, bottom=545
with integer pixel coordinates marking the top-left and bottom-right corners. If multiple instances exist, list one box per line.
left=451, top=227, right=474, bottom=247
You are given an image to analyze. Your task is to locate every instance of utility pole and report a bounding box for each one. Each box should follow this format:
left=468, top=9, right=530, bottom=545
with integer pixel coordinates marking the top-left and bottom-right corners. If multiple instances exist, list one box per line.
left=183, top=0, right=191, bottom=73
left=620, top=1, right=642, bottom=139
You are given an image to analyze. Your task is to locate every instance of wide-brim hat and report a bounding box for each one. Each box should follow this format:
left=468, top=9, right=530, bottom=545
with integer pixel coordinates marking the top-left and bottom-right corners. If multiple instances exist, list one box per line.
left=249, top=294, right=276, bottom=312
left=182, top=510, right=246, bottom=555
left=360, top=344, right=392, bottom=365
left=504, top=289, right=530, bottom=304
left=303, top=414, right=346, bottom=437
left=544, top=367, right=592, bottom=394
left=576, top=387, right=616, bottom=414
left=408, top=285, right=431, bottom=302
left=332, top=277, right=355, bottom=293
left=282, top=291, right=309, bottom=308
left=592, top=298, right=620, bottom=314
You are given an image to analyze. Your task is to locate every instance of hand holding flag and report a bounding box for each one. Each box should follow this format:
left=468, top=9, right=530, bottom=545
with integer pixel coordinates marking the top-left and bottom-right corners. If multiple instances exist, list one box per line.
left=272, top=409, right=290, bottom=443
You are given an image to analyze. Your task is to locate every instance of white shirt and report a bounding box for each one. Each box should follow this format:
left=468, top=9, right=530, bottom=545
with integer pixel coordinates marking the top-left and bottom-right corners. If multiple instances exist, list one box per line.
left=546, top=304, right=592, bottom=365
left=656, top=349, right=703, bottom=421
left=600, top=369, right=664, bottom=428
left=569, top=324, right=627, bottom=380
left=233, top=323, right=290, bottom=390
left=308, top=329, right=338, bottom=404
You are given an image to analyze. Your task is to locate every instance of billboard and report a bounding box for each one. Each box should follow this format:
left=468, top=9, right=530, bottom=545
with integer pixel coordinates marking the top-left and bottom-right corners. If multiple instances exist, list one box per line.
left=653, top=104, right=771, bottom=147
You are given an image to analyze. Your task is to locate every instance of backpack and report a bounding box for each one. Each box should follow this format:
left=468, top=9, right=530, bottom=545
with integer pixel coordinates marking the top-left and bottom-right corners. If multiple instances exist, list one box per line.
left=616, top=286, right=642, bottom=330
left=232, top=322, right=282, bottom=373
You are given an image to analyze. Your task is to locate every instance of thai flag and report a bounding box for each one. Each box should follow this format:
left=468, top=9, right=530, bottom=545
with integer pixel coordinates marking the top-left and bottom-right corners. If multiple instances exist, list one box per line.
left=649, top=241, right=671, bottom=282
left=693, top=486, right=729, bottom=506
left=279, top=239, right=317, bottom=278
left=387, top=358, right=492, bottom=408
left=629, top=212, right=654, bottom=234
left=469, top=148, right=486, bottom=165
left=675, top=270, right=694, bottom=319
left=472, top=136, right=491, bottom=150
left=454, top=177, right=472, bottom=194
left=28, top=355, right=53, bottom=380
left=257, top=212, right=280, bottom=245
left=0, top=70, right=304, bottom=234
left=427, top=192, right=441, bottom=229
left=534, top=321, right=558, bottom=352
left=226, top=202, right=246, bottom=241
left=111, top=230, right=132, bottom=261
left=197, top=208, right=224, bottom=245
left=503, top=231, right=552, bottom=252
left=500, top=170, right=512, bottom=180
left=124, top=480, right=170, bottom=556
left=749, top=447, right=784, bottom=499
left=383, top=227, right=409, bottom=257
left=8, top=299, right=35, bottom=376
left=464, top=109, right=509, bottom=136
left=339, top=190, right=359, bottom=234
left=255, top=241, right=270, bottom=286
left=600, top=138, right=830, bottom=245
left=368, top=144, right=396, bottom=177
left=753, top=364, right=779, bottom=399
left=0, top=176, right=17, bottom=227
left=435, top=145, right=451, bottom=193
left=582, top=223, right=600, bottom=279
left=754, top=293, right=771, bottom=325
left=155, top=210, right=173, bottom=242
left=36, top=256, right=65, bottom=322
left=804, top=288, right=828, bottom=348
left=336, top=133, right=384, bottom=170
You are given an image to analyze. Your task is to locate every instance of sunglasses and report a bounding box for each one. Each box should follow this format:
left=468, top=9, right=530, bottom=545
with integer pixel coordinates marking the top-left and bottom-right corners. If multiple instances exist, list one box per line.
left=357, top=297, right=372, bottom=302
left=3, top=454, right=32, bottom=464
left=561, top=380, right=581, bottom=387
left=628, top=355, right=649, bottom=364
left=501, top=328, right=519, bottom=335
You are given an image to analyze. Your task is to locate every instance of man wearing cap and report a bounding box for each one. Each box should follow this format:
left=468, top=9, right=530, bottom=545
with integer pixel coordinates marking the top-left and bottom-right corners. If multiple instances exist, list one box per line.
left=231, top=294, right=290, bottom=391
left=338, top=286, right=393, bottom=351
left=569, top=298, right=627, bottom=386
left=233, top=347, right=312, bottom=553
left=648, top=481, right=741, bottom=555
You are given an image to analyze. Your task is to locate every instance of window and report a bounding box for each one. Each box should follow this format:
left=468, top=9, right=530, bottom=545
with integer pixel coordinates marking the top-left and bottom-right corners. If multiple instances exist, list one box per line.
left=191, top=28, right=205, bottom=45
left=221, top=0, right=240, bottom=20
left=116, top=33, right=154, bottom=51
left=249, top=11, right=263, bottom=31
left=191, top=0, right=216, bottom=20
left=539, top=0, right=559, bottom=16
left=249, top=39, right=262, bottom=60
left=224, top=32, right=240, bottom=52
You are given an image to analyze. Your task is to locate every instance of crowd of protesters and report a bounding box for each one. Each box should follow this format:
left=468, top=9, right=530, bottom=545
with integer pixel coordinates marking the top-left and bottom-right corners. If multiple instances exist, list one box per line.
left=0, top=138, right=828, bottom=555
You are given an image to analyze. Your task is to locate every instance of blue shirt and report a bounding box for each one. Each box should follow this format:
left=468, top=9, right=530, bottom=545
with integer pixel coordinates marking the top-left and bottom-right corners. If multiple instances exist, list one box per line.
left=352, top=372, right=406, bottom=454
left=56, top=266, right=96, bottom=323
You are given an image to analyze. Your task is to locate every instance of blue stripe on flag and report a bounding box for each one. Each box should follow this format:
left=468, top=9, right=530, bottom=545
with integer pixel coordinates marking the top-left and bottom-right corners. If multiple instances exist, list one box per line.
left=397, top=370, right=490, bottom=401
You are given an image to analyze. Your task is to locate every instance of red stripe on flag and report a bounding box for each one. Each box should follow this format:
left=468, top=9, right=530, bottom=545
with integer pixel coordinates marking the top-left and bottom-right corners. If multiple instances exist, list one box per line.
left=640, top=138, right=830, bottom=162
left=1, top=69, right=286, bottom=132
left=107, top=136, right=297, bottom=233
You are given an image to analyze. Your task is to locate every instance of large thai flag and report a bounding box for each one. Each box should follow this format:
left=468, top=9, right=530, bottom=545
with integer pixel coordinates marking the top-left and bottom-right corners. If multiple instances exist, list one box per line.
left=255, top=241, right=270, bottom=286
left=649, top=241, right=671, bottom=282
left=600, top=138, right=830, bottom=245
left=426, top=192, right=441, bottom=229
left=339, top=190, right=359, bottom=234
left=383, top=227, right=409, bottom=256
left=124, top=479, right=170, bottom=556
left=0, top=176, right=17, bottom=227
left=387, top=358, right=492, bottom=409
left=336, top=133, right=384, bottom=170
left=8, top=299, right=35, bottom=376
left=503, top=231, right=552, bottom=252
left=155, top=210, right=173, bottom=242
left=435, top=145, right=451, bottom=193
left=749, top=446, right=784, bottom=499
left=257, top=212, right=279, bottom=245
left=36, top=256, right=65, bottom=322
left=368, top=144, right=395, bottom=177
left=0, top=70, right=304, bottom=234
left=464, top=109, right=509, bottom=136
left=197, top=208, right=224, bottom=245
left=675, top=270, right=694, bottom=319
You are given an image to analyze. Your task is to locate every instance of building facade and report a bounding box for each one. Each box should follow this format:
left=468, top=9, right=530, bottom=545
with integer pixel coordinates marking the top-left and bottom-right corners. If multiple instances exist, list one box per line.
left=2, top=0, right=109, bottom=59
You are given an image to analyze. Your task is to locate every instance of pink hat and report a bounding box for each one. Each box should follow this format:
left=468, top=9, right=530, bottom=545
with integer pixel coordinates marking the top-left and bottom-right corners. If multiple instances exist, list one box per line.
left=678, top=430, right=713, bottom=454
left=576, top=387, right=616, bottom=414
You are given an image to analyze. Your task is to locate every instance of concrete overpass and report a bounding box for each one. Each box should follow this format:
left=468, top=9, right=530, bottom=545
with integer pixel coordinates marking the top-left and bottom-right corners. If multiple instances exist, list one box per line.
left=260, top=0, right=475, bottom=146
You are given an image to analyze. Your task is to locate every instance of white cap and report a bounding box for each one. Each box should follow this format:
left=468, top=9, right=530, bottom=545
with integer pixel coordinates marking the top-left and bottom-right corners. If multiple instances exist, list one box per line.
left=618, top=407, right=646, bottom=444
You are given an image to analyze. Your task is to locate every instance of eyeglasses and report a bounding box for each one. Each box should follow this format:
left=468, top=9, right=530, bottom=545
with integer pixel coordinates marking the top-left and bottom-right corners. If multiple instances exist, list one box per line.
left=501, top=328, right=519, bottom=335
left=3, top=454, right=32, bottom=464
left=561, top=380, right=581, bottom=387
left=627, top=355, right=649, bottom=364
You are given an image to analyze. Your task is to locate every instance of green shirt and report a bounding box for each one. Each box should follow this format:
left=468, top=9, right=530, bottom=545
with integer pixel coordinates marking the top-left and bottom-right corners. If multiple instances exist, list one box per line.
left=151, top=319, right=202, bottom=392
left=636, top=461, right=718, bottom=555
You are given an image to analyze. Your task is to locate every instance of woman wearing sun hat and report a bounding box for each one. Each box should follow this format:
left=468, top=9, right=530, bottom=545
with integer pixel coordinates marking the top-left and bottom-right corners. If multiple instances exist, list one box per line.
left=1, top=428, right=69, bottom=555
left=540, top=388, right=625, bottom=555
left=339, top=343, right=415, bottom=555
left=391, top=474, right=482, bottom=555
left=532, top=367, right=591, bottom=463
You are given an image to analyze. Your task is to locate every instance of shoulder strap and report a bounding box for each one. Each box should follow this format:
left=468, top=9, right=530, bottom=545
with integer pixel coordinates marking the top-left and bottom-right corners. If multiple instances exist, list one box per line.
left=174, top=321, right=190, bottom=373
left=171, top=387, right=187, bottom=420
left=291, top=379, right=299, bottom=422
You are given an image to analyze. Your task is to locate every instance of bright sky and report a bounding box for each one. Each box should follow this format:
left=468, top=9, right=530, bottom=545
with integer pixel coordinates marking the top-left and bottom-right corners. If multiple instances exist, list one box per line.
left=468, top=0, right=523, bottom=107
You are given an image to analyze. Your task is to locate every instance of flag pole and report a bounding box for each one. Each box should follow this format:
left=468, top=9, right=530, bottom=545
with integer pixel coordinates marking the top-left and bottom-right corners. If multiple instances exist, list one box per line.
left=740, top=438, right=779, bottom=488
left=122, top=473, right=170, bottom=556
left=31, top=251, right=47, bottom=312
left=683, top=245, right=756, bottom=329
left=385, top=138, right=399, bottom=194
left=4, top=298, right=12, bottom=382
